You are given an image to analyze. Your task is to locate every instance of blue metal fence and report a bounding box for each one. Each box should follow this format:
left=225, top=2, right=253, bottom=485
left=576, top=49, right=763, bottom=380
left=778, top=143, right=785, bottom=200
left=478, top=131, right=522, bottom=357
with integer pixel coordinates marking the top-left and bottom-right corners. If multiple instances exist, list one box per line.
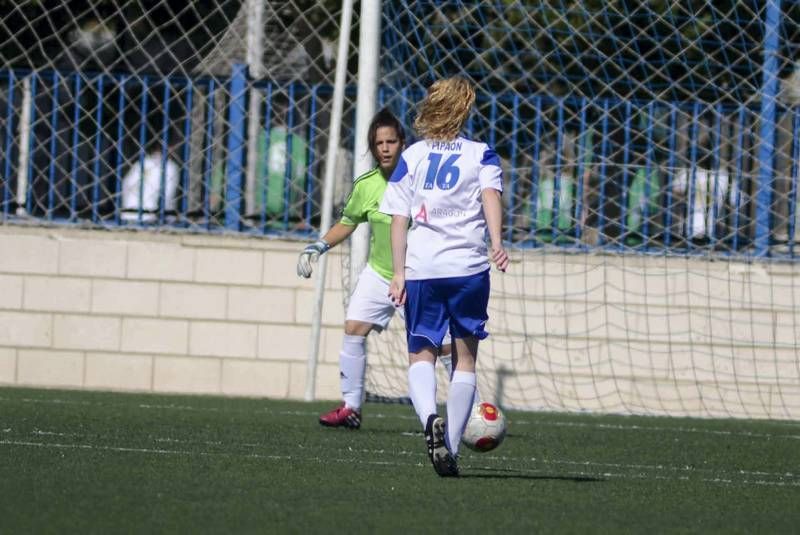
left=0, top=67, right=333, bottom=238
left=1, top=66, right=799, bottom=259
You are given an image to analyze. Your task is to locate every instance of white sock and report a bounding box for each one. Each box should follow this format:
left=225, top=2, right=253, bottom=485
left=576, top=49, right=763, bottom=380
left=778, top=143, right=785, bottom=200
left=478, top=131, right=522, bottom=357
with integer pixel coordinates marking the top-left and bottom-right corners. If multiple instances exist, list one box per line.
left=408, top=361, right=437, bottom=427
left=340, top=334, right=366, bottom=410
left=446, top=370, right=476, bottom=456
left=439, top=356, right=481, bottom=404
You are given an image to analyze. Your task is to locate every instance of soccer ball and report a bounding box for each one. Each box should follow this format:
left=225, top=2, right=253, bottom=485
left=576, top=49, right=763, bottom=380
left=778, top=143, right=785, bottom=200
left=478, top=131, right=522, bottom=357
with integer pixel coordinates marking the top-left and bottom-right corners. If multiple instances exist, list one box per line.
left=460, top=402, right=507, bottom=452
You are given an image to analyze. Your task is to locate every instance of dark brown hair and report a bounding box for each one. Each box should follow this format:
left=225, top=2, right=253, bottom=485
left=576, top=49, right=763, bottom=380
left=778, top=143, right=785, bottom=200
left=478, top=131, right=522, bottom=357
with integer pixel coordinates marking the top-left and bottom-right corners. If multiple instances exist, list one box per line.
left=367, top=107, right=405, bottom=161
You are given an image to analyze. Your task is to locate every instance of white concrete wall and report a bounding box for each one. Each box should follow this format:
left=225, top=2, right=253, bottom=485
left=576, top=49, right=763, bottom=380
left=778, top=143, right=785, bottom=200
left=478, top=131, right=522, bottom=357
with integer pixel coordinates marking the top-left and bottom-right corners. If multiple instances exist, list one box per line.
left=0, top=225, right=347, bottom=400
left=1, top=225, right=798, bottom=420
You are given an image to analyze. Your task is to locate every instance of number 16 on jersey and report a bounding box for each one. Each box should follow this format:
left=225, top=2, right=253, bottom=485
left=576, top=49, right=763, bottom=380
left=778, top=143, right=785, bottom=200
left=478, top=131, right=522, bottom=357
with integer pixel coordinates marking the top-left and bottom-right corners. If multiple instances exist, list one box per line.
left=424, top=153, right=461, bottom=190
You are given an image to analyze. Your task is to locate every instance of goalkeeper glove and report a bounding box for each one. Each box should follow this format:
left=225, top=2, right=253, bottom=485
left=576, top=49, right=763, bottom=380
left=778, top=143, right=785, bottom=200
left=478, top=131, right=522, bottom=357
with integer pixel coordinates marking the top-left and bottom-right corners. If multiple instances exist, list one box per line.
left=296, top=239, right=331, bottom=278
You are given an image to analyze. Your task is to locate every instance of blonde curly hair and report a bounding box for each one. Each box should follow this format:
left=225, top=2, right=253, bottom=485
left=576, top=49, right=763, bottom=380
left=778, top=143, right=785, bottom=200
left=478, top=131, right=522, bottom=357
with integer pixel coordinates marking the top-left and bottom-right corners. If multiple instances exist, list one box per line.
left=414, top=77, right=476, bottom=141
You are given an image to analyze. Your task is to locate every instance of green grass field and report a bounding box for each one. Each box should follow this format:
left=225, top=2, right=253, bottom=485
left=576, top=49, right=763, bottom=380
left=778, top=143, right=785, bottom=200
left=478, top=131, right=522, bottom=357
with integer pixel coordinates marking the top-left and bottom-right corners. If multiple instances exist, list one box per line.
left=1, top=386, right=798, bottom=533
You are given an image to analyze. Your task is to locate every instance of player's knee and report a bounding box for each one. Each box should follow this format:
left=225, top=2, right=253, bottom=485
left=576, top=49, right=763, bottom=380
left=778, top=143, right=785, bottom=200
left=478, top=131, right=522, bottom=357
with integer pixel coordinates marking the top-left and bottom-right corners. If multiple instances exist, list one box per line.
left=408, top=347, right=437, bottom=365
left=344, top=320, right=372, bottom=336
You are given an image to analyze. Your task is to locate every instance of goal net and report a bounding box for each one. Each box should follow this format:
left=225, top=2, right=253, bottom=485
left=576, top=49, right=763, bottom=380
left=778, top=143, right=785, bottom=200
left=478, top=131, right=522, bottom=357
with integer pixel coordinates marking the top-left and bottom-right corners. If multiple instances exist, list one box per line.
left=360, top=0, right=800, bottom=420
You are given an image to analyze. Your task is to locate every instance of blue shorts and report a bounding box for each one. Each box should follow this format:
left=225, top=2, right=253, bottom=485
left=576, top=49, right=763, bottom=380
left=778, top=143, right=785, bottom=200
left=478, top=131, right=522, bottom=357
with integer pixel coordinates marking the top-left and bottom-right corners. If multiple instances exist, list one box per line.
left=404, top=269, right=490, bottom=353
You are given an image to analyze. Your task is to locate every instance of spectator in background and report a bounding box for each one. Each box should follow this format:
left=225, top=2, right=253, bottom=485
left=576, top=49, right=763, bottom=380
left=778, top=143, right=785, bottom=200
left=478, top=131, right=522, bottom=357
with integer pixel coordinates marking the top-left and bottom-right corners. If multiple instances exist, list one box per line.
left=672, top=148, right=732, bottom=243
left=121, top=138, right=181, bottom=223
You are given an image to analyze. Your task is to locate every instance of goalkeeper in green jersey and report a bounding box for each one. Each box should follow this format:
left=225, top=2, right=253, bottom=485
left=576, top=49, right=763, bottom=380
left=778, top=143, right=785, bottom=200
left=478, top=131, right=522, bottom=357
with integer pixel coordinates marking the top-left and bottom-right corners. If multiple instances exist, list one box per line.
left=298, top=108, right=453, bottom=429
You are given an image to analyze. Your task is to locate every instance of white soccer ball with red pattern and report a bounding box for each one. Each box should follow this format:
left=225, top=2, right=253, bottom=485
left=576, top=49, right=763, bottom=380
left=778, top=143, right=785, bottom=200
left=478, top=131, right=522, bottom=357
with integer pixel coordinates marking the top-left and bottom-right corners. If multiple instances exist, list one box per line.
left=461, top=402, right=507, bottom=452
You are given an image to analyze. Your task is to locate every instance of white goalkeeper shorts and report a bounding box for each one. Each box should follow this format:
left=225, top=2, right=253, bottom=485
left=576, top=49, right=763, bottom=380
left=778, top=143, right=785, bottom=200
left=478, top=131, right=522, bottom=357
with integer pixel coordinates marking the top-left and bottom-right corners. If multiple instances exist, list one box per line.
left=346, top=264, right=401, bottom=331
left=345, top=264, right=451, bottom=347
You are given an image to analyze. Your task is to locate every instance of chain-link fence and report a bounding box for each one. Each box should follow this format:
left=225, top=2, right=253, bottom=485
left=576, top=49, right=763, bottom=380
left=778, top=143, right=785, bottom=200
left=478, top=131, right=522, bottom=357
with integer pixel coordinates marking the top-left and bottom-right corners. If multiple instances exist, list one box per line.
left=3, top=1, right=800, bottom=258
left=380, top=1, right=800, bottom=259
left=1, top=0, right=355, bottom=234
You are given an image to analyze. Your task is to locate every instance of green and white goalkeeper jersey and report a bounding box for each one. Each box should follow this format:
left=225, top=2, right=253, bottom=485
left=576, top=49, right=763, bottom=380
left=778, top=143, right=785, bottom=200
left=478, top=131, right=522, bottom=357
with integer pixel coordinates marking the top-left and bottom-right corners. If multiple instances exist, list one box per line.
left=340, top=167, right=393, bottom=281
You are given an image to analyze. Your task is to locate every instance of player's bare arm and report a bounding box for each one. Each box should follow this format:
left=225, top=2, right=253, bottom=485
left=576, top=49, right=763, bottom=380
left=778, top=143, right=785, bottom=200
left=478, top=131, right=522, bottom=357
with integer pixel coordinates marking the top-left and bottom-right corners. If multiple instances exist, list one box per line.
left=480, top=188, right=508, bottom=272
left=322, top=222, right=357, bottom=248
left=389, top=214, right=409, bottom=306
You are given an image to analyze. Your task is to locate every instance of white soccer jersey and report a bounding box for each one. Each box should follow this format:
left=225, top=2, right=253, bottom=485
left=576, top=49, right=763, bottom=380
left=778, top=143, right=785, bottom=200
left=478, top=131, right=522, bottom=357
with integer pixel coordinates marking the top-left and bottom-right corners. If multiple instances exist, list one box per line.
left=379, top=136, right=503, bottom=280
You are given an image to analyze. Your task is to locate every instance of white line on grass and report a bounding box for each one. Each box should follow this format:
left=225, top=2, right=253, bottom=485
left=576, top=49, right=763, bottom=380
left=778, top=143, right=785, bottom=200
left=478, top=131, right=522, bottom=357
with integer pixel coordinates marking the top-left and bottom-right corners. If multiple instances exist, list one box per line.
left=340, top=446, right=798, bottom=482
left=0, top=439, right=291, bottom=460
left=6, top=425, right=797, bottom=482
left=2, top=395, right=799, bottom=442
left=1, top=437, right=797, bottom=489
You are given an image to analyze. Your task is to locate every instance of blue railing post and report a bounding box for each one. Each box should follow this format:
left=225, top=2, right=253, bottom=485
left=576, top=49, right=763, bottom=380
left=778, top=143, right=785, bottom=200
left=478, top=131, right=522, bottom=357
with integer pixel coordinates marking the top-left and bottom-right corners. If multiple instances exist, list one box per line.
left=259, top=83, right=273, bottom=229
left=305, top=86, right=318, bottom=227
left=180, top=80, right=194, bottom=219
left=753, top=0, right=782, bottom=256
left=202, top=80, right=217, bottom=228
left=91, top=75, right=105, bottom=223
left=574, top=98, right=588, bottom=244
left=506, top=94, right=520, bottom=243
left=69, top=74, right=83, bottom=220
left=159, top=80, right=172, bottom=223
left=47, top=71, right=60, bottom=219
left=529, top=96, right=543, bottom=245
left=24, top=74, right=39, bottom=216
left=225, top=63, right=248, bottom=230
left=114, top=76, right=127, bottom=226
left=135, top=76, right=150, bottom=223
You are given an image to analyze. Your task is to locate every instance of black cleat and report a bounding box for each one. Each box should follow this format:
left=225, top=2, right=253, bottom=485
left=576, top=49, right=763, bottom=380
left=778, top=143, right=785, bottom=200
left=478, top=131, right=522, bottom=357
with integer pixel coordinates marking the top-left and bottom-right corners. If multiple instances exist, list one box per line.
left=424, top=414, right=459, bottom=477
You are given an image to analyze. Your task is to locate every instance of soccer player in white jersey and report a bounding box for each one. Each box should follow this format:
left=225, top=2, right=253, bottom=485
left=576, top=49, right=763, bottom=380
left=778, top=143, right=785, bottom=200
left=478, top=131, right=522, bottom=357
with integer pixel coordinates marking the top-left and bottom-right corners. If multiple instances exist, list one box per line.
left=380, top=77, right=509, bottom=477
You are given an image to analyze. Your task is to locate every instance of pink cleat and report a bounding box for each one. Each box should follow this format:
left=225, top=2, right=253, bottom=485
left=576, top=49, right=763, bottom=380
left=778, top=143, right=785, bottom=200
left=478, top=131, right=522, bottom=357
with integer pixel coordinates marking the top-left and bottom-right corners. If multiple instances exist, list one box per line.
left=319, top=403, right=362, bottom=429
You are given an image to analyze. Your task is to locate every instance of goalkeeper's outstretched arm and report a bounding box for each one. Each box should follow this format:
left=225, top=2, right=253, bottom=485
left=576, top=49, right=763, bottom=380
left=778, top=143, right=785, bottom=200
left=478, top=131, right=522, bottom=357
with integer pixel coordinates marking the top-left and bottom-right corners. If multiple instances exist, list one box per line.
left=296, top=222, right=356, bottom=278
